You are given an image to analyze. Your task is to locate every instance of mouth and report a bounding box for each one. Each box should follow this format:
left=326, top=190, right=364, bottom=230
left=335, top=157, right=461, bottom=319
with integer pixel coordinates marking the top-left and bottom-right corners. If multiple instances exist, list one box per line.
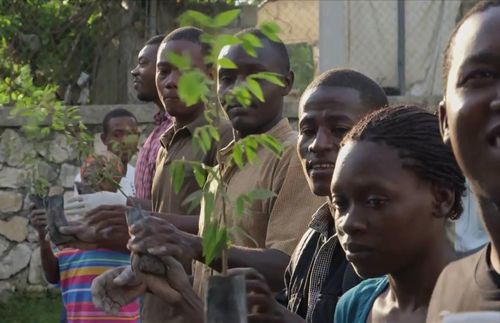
left=307, top=161, right=335, bottom=173
left=226, top=105, right=255, bottom=116
left=343, top=242, right=374, bottom=261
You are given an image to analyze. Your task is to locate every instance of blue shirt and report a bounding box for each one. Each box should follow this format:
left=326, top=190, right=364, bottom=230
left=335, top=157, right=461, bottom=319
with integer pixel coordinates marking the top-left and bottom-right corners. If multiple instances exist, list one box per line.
left=334, top=276, right=388, bottom=323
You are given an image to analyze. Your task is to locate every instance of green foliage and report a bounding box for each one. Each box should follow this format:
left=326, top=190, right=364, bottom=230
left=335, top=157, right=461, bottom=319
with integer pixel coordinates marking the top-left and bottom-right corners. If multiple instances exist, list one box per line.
left=167, top=9, right=287, bottom=273
left=287, top=43, right=315, bottom=93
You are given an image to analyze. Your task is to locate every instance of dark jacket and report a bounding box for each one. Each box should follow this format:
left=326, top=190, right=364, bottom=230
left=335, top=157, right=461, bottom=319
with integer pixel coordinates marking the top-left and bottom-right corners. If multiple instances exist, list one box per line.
left=276, top=204, right=361, bottom=323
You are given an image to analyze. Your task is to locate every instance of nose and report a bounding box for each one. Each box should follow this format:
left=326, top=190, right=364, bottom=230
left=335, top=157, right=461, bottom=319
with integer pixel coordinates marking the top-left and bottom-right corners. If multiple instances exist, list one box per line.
left=337, top=205, right=367, bottom=236
left=165, top=70, right=180, bottom=89
left=131, top=65, right=139, bottom=77
left=308, top=127, right=337, bottom=154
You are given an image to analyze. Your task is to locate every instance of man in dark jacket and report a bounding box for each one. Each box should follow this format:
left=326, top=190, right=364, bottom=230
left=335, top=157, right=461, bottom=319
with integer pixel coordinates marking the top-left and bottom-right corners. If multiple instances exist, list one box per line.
left=236, top=69, right=388, bottom=323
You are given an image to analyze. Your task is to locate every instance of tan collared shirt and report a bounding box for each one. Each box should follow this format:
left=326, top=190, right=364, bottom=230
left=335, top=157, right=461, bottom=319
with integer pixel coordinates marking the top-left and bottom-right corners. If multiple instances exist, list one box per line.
left=151, top=113, right=233, bottom=214
left=144, top=113, right=232, bottom=323
left=192, top=118, right=325, bottom=297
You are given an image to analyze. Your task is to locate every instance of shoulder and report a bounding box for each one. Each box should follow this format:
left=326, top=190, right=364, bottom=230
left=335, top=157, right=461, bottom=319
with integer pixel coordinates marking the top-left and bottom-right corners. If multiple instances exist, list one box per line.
left=335, top=277, right=388, bottom=323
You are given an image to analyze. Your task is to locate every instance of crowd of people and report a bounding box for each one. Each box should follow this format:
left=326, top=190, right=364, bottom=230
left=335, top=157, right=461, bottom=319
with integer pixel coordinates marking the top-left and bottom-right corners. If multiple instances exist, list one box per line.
left=29, top=0, right=500, bottom=322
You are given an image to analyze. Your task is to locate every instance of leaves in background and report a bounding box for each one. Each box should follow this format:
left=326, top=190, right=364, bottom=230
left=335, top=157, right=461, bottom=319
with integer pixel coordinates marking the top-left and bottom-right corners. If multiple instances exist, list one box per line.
left=169, top=161, right=185, bottom=194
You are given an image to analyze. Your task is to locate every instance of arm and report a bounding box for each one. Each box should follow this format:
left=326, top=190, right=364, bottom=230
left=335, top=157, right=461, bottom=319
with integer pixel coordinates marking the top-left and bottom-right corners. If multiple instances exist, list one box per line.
left=30, top=209, right=60, bottom=284
left=127, top=197, right=152, bottom=211
left=128, top=217, right=289, bottom=291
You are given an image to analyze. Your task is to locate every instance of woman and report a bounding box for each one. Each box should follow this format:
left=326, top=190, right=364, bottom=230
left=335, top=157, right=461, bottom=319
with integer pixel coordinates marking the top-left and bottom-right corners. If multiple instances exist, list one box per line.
left=332, top=106, right=465, bottom=323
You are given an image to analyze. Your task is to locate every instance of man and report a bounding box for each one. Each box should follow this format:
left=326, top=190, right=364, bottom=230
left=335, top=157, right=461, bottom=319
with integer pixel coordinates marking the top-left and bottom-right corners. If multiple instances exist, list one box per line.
left=92, top=28, right=324, bottom=320
left=427, top=1, right=500, bottom=321
left=131, top=35, right=173, bottom=203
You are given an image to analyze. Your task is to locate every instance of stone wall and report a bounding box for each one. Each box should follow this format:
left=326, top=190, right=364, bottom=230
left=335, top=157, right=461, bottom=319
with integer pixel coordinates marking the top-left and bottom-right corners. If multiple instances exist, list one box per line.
left=0, top=104, right=157, bottom=301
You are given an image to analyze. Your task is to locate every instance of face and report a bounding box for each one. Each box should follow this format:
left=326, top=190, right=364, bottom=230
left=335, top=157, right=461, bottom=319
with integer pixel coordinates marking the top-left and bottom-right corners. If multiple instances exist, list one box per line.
left=131, top=44, right=159, bottom=102
left=156, top=40, right=207, bottom=118
left=101, top=116, right=139, bottom=164
left=330, top=141, right=442, bottom=278
left=441, top=7, right=500, bottom=203
left=298, top=86, right=369, bottom=196
left=217, top=39, right=293, bottom=136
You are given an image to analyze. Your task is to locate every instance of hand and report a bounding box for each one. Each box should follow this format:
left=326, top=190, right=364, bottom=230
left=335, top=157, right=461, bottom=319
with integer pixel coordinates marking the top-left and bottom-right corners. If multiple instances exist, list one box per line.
left=138, top=255, right=204, bottom=321
left=139, top=255, right=192, bottom=304
left=65, top=191, right=127, bottom=217
left=30, top=208, right=48, bottom=237
left=228, top=268, right=287, bottom=323
left=59, top=205, right=129, bottom=249
left=91, top=265, right=146, bottom=315
left=127, top=216, right=201, bottom=263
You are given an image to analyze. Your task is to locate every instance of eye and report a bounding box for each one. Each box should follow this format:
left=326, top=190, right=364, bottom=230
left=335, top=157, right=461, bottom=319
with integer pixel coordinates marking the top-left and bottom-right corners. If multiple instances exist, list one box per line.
left=366, top=196, right=388, bottom=209
left=460, top=69, right=499, bottom=87
left=330, top=195, right=349, bottom=214
left=299, top=126, right=316, bottom=136
left=332, top=127, right=350, bottom=138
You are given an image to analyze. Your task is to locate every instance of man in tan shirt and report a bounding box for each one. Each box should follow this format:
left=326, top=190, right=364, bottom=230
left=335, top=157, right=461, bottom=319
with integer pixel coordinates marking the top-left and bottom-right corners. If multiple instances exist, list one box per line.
left=91, top=28, right=322, bottom=321
left=128, top=28, right=323, bottom=294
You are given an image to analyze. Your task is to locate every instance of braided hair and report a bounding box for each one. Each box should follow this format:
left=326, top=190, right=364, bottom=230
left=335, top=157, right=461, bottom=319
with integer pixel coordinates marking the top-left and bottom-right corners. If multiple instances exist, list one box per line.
left=341, top=106, right=466, bottom=219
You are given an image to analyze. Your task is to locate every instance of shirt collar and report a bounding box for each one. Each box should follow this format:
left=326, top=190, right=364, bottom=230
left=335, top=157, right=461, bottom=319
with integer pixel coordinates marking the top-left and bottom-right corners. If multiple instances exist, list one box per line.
left=159, top=112, right=208, bottom=148
left=219, top=117, right=293, bottom=160
left=309, top=202, right=334, bottom=239
left=154, top=110, right=170, bottom=126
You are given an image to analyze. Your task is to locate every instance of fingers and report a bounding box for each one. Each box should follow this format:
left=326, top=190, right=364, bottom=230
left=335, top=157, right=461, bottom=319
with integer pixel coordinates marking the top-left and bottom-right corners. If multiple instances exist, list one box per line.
left=94, top=217, right=127, bottom=233
left=91, top=268, right=121, bottom=312
left=59, top=223, right=86, bottom=235
left=142, top=274, right=183, bottom=304
left=113, top=266, right=139, bottom=286
left=87, top=208, right=126, bottom=226
left=128, top=241, right=184, bottom=260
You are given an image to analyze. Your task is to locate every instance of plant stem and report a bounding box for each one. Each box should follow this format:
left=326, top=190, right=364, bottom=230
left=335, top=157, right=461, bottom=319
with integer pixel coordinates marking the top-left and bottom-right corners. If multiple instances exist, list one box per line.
left=222, top=247, right=228, bottom=276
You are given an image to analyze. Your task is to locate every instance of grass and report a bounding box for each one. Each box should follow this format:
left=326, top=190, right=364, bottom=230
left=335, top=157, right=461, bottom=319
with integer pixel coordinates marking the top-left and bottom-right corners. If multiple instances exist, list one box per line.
left=0, top=292, right=62, bottom=323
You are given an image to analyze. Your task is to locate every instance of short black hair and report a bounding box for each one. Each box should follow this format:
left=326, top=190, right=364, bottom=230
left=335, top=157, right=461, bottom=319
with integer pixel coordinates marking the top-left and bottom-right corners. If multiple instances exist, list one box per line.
left=303, top=68, right=388, bottom=110
left=443, top=0, right=500, bottom=85
left=162, top=26, right=211, bottom=57
left=234, top=27, right=290, bottom=72
left=342, top=106, right=466, bottom=219
left=102, top=108, right=137, bottom=134
left=145, top=35, right=165, bottom=46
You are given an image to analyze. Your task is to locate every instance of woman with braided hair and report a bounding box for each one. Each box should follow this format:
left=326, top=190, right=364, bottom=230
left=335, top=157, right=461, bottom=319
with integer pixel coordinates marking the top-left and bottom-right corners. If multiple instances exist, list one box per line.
left=332, top=106, right=466, bottom=323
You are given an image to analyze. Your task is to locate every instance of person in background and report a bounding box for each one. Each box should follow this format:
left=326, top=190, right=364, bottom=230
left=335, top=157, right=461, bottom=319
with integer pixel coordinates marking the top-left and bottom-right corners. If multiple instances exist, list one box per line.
left=131, top=34, right=173, bottom=204
left=30, top=148, right=141, bottom=322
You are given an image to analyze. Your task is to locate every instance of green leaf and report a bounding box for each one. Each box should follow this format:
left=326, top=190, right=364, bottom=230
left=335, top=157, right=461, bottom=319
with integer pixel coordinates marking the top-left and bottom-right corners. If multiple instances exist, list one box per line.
left=192, top=164, right=207, bottom=188
left=232, top=143, right=244, bottom=168
left=212, top=9, right=240, bottom=28
left=182, top=190, right=203, bottom=213
left=259, top=21, right=281, bottom=42
left=202, top=190, right=216, bottom=224
left=248, top=188, right=277, bottom=201
left=217, top=57, right=237, bottom=69
left=202, top=223, right=229, bottom=266
left=250, top=72, right=285, bottom=87
left=169, top=161, right=185, bottom=194
left=166, top=52, right=191, bottom=70
left=178, top=71, right=208, bottom=106
left=245, top=145, right=257, bottom=164
left=179, top=10, right=213, bottom=27
left=235, top=195, right=245, bottom=217
left=207, top=125, right=220, bottom=142
left=246, top=78, right=264, bottom=102
left=241, top=33, right=262, bottom=48
left=258, top=134, right=284, bottom=156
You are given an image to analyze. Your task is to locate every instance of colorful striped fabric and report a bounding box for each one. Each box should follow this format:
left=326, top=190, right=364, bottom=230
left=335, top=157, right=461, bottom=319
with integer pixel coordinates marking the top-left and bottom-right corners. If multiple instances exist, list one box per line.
left=56, top=248, right=140, bottom=323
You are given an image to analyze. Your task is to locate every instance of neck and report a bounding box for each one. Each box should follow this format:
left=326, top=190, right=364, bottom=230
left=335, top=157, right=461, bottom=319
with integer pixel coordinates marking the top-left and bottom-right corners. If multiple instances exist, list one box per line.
left=154, top=98, right=163, bottom=111
left=387, top=232, right=455, bottom=311
left=238, top=110, right=283, bottom=138
left=174, top=105, right=204, bottom=129
left=477, top=194, right=500, bottom=273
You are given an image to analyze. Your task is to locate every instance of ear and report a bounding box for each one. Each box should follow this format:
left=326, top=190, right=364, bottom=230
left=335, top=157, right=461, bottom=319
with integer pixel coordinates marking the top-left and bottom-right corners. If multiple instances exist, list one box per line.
left=431, top=183, right=456, bottom=219
left=439, top=99, right=451, bottom=145
left=100, top=133, right=108, bottom=145
left=282, top=70, right=294, bottom=96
